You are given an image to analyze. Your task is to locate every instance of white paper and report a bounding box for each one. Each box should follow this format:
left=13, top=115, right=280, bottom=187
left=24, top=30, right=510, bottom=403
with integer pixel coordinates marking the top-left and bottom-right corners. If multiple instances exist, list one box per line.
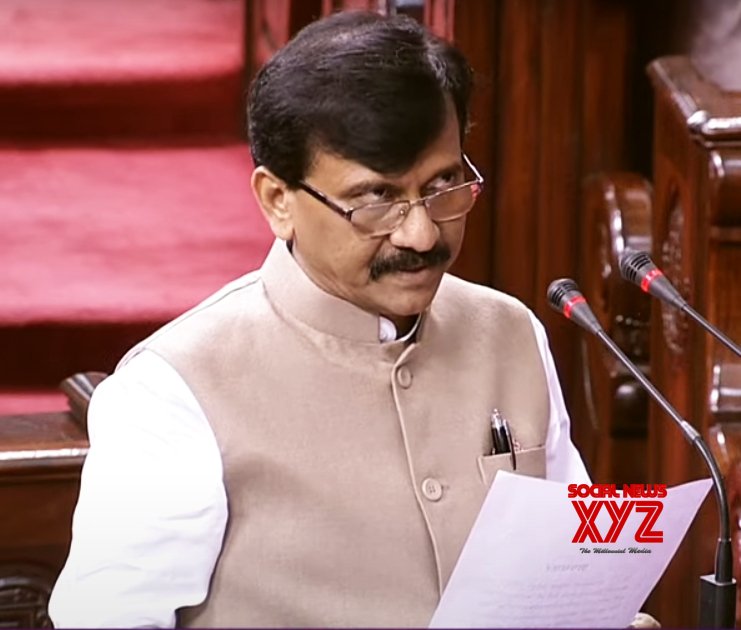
left=429, top=472, right=712, bottom=628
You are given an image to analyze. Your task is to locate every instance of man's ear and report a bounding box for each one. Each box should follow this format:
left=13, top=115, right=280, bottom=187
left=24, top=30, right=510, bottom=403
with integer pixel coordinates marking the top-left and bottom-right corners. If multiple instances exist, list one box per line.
left=251, top=166, right=295, bottom=240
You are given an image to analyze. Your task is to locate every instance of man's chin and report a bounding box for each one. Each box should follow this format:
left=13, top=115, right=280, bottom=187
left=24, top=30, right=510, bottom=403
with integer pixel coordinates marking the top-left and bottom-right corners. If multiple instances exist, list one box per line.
left=375, top=272, right=444, bottom=316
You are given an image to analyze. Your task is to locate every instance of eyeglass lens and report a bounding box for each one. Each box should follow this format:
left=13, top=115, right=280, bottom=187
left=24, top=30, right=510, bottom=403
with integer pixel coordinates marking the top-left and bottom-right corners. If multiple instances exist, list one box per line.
left=352, top=184, right=479, bottom=236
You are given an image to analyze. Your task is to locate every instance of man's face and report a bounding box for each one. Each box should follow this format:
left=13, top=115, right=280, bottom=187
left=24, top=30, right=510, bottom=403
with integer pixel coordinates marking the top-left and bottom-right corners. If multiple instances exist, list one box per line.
left=286, top=108, right=468, bottom=324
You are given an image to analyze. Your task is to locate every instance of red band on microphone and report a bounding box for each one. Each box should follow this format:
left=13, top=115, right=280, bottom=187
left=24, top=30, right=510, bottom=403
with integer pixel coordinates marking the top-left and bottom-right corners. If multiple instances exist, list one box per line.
left=641, top=268, right=663, bottom=292
left=564, top=295, right=586, bottom=319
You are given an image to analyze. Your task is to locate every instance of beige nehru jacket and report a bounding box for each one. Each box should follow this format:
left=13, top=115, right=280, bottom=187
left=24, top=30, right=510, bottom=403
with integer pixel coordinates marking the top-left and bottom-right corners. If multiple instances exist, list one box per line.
left=138, top=240, right=549, bottom=627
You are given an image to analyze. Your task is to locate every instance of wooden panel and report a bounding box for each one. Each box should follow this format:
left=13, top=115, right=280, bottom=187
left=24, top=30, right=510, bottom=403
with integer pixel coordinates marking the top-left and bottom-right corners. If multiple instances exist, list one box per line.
left=569, top=1, right=657, bottom=489
left=581, top=0, right=634, bottom=172
left=489, top=0, right=586, bottom=447
left=490, top=0, right=589, bottom=310
left=446, top=0, right=496, bottom=286
left=532, top=0, right=582, bottom=376
left=491, top=0, right=540, bottom=300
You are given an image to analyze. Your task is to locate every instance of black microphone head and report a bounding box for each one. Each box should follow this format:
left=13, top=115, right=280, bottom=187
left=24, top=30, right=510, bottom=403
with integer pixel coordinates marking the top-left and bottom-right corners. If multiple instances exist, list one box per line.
left=618, top=250, right=686, bottom=309
left=546, top=278, right=603, bottom=335
left=619, top=250, right=655, bottom=285
left=546, top=278, right=579, bottom=312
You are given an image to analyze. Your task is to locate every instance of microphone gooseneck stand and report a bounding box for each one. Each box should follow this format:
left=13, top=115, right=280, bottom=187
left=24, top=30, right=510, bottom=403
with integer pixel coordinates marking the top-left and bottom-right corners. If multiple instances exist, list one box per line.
left=547, top=278, right=737, bottom=628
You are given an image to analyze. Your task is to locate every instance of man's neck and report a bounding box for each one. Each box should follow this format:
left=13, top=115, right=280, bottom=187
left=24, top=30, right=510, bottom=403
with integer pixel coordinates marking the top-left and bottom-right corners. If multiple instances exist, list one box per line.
left=386, top=314, right=418, bottom=339
left=290, top=241, right=420, bottom=340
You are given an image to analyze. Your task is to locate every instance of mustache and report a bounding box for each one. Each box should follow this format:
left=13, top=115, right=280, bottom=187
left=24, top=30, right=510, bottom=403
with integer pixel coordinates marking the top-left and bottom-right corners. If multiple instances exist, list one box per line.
left=369, top=243, right=451, bottom=281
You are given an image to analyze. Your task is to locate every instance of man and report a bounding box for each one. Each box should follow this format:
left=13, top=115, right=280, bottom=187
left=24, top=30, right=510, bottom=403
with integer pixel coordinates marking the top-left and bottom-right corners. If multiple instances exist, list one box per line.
left=50, top=10, right=590, bottom=628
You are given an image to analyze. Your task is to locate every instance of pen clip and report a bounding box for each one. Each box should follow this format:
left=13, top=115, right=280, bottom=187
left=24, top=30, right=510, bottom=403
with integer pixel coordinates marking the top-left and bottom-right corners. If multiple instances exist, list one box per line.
left=490, top=409, right=506, bottom=455
left=502, top=418, right=517, bottom=471
left=490, top=409, right=517, bottom=470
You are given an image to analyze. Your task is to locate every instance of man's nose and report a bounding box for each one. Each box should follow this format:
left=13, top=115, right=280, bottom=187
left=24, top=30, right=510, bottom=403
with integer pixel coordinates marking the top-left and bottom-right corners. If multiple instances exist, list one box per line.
left=387, top=202, right=439, bottom=252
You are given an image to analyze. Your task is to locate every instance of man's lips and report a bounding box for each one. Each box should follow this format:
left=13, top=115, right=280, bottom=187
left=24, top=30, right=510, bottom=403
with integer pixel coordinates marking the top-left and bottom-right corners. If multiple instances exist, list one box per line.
left=396, top=265, right=429, bottom=273
left=391, top=264, right=443, bottom=279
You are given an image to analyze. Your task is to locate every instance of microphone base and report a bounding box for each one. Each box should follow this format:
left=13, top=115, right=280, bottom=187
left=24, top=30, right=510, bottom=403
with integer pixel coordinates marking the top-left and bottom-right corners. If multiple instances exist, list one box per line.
left=699, top=574, right=737, bottom=628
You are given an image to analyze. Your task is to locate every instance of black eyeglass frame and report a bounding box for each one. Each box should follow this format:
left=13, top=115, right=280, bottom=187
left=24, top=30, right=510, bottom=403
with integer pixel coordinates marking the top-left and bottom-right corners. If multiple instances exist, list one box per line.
left=296, top=153, right=484, bottom=234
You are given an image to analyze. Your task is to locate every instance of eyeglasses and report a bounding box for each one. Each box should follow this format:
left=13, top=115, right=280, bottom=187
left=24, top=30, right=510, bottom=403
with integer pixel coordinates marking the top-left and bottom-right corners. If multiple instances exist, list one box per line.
left=297, top=153, right=484, bottom=238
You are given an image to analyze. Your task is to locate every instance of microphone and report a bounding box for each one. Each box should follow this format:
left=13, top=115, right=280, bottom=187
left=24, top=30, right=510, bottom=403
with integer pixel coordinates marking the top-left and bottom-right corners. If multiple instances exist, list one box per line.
left=619, top=251, right=741, bottom=358
left=547, top=278, right=736, bottom=628
left=544, top=278, right=602, bottom=335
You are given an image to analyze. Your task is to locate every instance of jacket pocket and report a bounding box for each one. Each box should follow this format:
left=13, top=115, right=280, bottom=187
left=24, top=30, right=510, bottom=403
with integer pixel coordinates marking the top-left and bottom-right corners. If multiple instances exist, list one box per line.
left=477, top=445, right=546, bottom=487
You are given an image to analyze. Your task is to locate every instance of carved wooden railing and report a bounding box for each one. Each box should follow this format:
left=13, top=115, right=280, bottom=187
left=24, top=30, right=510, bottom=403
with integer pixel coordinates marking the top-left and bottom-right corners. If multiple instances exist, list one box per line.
left=0, top=373, right=103, bottom=628
left=0, top=565, right=56, bottom=628
left=580, top=173, right=653, bottom=483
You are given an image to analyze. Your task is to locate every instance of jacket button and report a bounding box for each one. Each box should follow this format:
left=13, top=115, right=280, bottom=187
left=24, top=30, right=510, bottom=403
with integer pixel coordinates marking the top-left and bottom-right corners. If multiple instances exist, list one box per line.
left=396, top=366, right=413, bottom=388
left=421, top=477, right=443, bottom=502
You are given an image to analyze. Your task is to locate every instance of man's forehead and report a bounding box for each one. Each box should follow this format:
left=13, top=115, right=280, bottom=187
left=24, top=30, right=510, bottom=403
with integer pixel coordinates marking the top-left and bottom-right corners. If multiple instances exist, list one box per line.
left=305, top=146, right=462, bottom=192
left=305, top=148, right=399, bottom=182
left=304, top=110, right=464, bottom=187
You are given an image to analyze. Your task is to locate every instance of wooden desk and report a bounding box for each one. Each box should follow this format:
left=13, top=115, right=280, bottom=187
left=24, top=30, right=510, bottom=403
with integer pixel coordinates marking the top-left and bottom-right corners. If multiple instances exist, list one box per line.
left=0, top=410, right=89, bottom=627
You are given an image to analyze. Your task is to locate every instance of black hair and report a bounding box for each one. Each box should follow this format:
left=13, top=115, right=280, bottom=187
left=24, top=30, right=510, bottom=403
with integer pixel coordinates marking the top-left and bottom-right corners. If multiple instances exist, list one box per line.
left=247, top=11, right=473, bottom=187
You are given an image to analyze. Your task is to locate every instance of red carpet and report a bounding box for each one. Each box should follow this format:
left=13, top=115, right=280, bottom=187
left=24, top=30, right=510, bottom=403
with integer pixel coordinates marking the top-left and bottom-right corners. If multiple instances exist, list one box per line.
left=0, top=0, right=273, bottom=413
left=1, top=144, right=272, bottom=325
left=0, top=1, right=244, bottom=84
left=0, top=0, right=245, bottom=139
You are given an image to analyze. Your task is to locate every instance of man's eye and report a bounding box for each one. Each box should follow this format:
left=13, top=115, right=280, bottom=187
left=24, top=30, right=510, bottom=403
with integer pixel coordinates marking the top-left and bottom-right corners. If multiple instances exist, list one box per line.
left=356, top=185, right=393, bottom=204
left=428, top=171, right=461, bottom=192
left=371, top=185, right=393, bottom=198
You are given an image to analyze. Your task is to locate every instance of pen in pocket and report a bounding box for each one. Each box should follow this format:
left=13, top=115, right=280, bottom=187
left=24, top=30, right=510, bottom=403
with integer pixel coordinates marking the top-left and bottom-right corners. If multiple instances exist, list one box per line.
left=490, top=409, right=517, bottom=470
